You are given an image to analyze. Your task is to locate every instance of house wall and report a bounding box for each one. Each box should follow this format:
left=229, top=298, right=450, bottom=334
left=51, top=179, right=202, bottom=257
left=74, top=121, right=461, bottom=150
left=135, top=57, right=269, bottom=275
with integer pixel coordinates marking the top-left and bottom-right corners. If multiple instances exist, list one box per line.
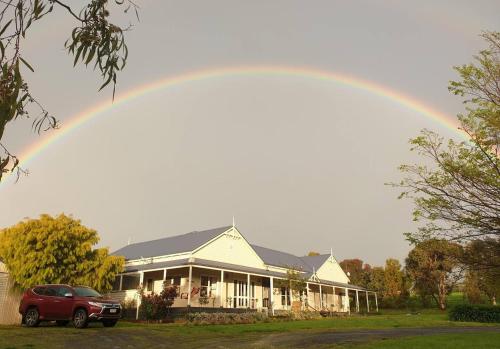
left=315, top=257, right=350, bottom=284
left=118, top=268, right=272, bottom=310
left=193, top=228, right=265, bottom=270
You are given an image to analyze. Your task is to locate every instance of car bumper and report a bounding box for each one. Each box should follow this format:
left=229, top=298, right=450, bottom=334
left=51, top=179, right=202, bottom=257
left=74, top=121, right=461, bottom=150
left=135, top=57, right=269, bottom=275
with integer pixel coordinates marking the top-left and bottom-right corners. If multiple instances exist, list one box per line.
left=88, top=305, right=121, bottom=320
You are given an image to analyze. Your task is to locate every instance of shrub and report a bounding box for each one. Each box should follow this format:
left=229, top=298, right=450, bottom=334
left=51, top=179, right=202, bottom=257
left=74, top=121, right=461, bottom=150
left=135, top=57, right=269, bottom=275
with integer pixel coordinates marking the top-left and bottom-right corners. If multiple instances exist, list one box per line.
left=186, top=312, right=269, bottom=325
left=139, top=283, right=178, bottom=320
left=449, top=304, right=500, bottom=323
left=120, top=298, right=137, bottom=319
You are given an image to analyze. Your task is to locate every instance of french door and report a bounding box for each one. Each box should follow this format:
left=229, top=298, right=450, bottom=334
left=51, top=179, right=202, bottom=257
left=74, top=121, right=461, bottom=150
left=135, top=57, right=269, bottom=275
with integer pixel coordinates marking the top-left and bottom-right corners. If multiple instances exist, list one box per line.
left=233, top=280, right=255, bottom=308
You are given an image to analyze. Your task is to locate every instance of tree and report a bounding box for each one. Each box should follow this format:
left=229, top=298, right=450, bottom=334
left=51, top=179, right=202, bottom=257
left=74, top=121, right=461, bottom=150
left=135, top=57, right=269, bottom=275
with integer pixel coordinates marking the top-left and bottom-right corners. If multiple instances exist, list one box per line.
left=383, top=258, right=404, bottom=299
left=0, top=0, right=139, bottom=180
left=0, top=213, right=124, bottom=292
left=366, top=266, right=385, bottom=296
left=391, top=32, right=500, bottom=246
left=463, top=270, right=484, bottom=304
left=275, top=268, right=307, bottom=302
left=307, top=251, right=320, bottom=256
left=462, top=239, right=500, bottom=305
left=405, top=239, right=463, bottom=310
left=339, top=258, right=371, bottom=287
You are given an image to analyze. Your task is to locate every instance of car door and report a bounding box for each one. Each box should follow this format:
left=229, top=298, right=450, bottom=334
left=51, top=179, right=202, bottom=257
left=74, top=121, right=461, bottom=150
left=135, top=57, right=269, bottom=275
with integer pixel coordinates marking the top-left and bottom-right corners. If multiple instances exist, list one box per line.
left=31, top=286, right=52, bottom=318
left=41, top=286, right=59, bottom=319
left=50, top=286, right=74, bottom=319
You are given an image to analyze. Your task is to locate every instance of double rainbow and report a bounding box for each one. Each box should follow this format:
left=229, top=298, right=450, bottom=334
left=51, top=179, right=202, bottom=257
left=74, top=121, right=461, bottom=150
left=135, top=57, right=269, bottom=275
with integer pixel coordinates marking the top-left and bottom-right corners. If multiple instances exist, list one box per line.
left=3, top=65, right=463, bottom=185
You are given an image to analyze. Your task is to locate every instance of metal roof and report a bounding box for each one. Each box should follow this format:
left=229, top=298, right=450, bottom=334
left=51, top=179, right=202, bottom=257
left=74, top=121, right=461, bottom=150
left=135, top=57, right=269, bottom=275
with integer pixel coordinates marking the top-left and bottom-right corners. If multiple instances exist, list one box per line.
left=113, top=226, right=367, bottom=290
left=251, top=245, right=310, bottom=270
left=124, top=258, right=287, bottom=278
left=250, top=245, right=331, bottom=272
left=113, top=227, right=333, bottom=272
left=112, top=226, right=231, bottom=260
left=300, top=255, right=331, bottom=271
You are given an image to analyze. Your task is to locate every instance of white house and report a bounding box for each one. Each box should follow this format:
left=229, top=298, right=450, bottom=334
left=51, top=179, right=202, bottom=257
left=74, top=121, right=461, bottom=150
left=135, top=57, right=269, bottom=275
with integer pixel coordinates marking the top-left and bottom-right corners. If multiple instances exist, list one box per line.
left=111, top=225, right=377, bottom=317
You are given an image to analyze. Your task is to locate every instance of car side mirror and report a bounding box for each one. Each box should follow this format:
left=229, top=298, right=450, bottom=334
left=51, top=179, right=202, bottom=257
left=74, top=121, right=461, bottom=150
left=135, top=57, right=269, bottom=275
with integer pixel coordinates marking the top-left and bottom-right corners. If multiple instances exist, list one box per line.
left=64, top=293, right=73, bottom=298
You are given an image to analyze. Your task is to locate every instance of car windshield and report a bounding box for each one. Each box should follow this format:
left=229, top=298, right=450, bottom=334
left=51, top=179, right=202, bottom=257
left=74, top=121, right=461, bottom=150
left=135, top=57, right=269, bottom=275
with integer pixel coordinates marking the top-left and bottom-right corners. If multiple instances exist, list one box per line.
left=73, top=287, right=102, bottom=298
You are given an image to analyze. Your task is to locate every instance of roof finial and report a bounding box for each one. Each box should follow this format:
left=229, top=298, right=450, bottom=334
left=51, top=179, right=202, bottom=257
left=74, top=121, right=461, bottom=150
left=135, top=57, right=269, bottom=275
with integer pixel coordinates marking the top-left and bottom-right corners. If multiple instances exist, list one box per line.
left=330, top=247, right=333, bottom=259
left=232, top=215, right=235, bottom=228
left=127, top=237, right=131, bottom=245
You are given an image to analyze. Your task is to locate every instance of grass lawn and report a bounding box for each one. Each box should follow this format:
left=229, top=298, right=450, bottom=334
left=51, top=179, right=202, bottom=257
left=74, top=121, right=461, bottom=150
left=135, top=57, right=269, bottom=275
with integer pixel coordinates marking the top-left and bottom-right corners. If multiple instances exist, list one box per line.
left=1, top=310, right=499, bottom=349
left=343, top=333, right=500, bottom=349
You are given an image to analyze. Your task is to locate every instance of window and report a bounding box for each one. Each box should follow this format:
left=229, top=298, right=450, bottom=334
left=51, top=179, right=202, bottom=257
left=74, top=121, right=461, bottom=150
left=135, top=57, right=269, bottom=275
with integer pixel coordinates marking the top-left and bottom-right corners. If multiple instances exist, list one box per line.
left=32, top=287, right=47, bottom=296
left=122, top=275, right=140, bottom=290
left=146, top=278, right=154, bottom=292
left=281, top=287, right=290, bottom=306
left=55, top=286, right=72, bottom=297
left=112, top=276, right=121, bottom=291
left=166, top=276, right=181, bottom=286
left=45, top=287, right=58, bottom=297
left=201, top=276, right=215, bottom=297
left=73, top=287, right=102, bottom=298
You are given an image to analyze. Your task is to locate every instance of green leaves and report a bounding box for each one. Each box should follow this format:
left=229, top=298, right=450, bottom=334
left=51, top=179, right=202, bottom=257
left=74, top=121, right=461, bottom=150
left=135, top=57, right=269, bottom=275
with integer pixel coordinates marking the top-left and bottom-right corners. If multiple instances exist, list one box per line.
left=391, top=31, right=500, bottom=244
left=0, top=0, right=137, bottom=181
left=0, top=214, right=125, bottom=292
left=65, top=1, right=132, bottom=99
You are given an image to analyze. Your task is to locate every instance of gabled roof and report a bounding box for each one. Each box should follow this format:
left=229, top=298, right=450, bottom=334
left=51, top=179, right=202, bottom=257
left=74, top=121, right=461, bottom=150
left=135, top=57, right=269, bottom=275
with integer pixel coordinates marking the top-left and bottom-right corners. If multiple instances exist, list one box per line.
left=113, top=226, right=231, bottom=260
left=300, top=254, right=330, bottom=271
left=251, top=245, right=310, bottom=271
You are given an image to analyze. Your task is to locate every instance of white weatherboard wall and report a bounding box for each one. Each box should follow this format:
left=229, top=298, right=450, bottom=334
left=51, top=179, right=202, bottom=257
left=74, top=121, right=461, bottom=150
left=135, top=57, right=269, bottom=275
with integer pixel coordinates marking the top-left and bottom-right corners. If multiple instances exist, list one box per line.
left=193, top=228, right=266, bottom=270
left=315, top=257, right=350, bottom=284
left=0, top=262, right=22, bottom=325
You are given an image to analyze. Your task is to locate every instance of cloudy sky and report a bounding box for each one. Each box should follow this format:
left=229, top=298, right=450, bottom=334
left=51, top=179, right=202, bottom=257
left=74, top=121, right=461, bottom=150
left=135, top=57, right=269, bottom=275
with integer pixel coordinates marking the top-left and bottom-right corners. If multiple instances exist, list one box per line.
left=1, top=1, right=498, bottom=265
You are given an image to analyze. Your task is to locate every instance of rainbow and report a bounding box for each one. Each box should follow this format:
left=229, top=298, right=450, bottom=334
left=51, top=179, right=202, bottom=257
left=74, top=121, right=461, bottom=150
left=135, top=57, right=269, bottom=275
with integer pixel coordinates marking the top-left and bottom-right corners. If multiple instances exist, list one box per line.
left=3, top=65, right=463, bottom=185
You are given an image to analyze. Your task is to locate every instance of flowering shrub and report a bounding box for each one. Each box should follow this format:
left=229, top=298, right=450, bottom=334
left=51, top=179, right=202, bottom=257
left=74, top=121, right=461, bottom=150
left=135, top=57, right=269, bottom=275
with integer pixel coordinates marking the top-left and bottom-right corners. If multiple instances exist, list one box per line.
left=139, top=282, right=178, bottom=320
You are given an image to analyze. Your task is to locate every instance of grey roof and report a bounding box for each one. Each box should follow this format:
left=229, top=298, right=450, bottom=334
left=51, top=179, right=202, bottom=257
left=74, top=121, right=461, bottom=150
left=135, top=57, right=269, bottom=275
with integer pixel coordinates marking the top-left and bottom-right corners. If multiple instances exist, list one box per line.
left=115, top=226, right=367, bottom=290
left=124, top=258, right=287, bottom=278
left=251, top=245, right=309, bottom=270
left=300, top=255, right=330, bottom=271
left=113, top=226, right=231, bottom=260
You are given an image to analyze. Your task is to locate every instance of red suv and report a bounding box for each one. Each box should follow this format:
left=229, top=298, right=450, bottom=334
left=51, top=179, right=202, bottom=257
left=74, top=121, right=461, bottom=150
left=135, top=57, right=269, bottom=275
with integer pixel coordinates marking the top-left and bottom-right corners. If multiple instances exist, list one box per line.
left=19, top=284, right=121, bottom=328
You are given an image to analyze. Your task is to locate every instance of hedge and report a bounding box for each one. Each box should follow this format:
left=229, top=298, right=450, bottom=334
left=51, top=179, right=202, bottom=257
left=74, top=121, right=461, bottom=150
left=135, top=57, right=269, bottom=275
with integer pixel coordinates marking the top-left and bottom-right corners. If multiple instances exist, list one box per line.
left=449, top=304, right=500, bottom=323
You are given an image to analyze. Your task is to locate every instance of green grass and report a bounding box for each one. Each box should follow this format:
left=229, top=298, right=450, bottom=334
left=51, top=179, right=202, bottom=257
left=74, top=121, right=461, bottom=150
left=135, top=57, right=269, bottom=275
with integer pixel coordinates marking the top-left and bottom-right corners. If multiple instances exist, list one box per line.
left=343, top=333, right=500, bottom=349
left=1, top=311, right=498, bottom=349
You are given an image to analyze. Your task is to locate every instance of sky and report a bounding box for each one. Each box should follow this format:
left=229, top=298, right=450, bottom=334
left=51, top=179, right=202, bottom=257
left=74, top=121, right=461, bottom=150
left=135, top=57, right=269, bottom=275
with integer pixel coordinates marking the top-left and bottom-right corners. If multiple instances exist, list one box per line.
left=1, top=1, right=499, bottom=266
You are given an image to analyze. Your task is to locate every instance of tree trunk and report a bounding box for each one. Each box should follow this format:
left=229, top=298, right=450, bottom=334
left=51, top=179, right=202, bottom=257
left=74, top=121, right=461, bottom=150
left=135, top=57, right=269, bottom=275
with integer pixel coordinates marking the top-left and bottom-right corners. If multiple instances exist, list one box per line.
left=492, top=295, right=497, bottom=306
left=437, top=274, right=447, bottom=311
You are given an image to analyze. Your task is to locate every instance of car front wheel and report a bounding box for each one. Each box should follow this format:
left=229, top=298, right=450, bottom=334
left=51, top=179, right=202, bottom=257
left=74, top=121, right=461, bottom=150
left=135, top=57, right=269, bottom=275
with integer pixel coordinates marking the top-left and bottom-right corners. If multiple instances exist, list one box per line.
left=73, top=309, right=88, bottom=329
left=102, top=319, right=118, bottom=327
left=24, top=308, right=40, bottom=327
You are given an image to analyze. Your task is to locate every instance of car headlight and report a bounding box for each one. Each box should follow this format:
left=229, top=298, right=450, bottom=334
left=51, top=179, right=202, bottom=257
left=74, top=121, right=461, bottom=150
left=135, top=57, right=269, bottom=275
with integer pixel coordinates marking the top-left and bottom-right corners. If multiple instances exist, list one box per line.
left=88, top=301, right=103, bottom=307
